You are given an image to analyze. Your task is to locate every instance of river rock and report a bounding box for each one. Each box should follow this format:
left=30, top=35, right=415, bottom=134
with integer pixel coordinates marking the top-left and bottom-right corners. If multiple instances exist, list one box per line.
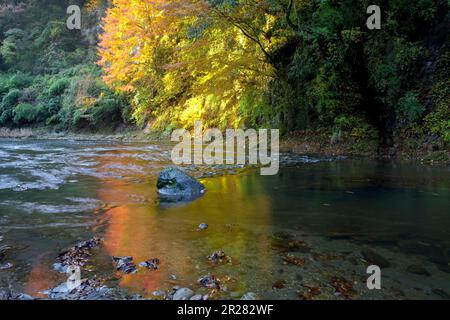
left=139, top=258, right=160, bottom=270
left=432, top=288, right=450, bottom=299
left=406, top=265, right=431, bottom=276
left=0, top=262, right=13, bottom=270
left=0, top=245, right=10, bottom=260
left=198, top=223, right=208, bottom=231
left=0, top=290, right=34, bottom=300
left=361, top=249, right=390, bottom=268
left=190, top=294, right=203, bottom=300
left=113, top=256, right=137, bottom=274
left=198, top=274, right=220, bottom=289
left=157, top=167, right=205, bottom=201
left=172, top=288, right=194, bottom=300
left=241, top=292, right=257, bottom=300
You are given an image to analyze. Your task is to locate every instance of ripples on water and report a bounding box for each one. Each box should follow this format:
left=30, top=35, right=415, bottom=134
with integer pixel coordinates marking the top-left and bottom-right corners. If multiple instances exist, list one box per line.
left=0, top=139, right=449, bottom=300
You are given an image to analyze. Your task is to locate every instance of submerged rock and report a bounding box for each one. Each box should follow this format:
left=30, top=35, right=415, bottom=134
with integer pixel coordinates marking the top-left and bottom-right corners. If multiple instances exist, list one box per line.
left=361, top=249, right=390, bottom=268
left=0, top=290, right=34, bottom=300
left=43, top=279, right=120, bottom=300
left=0, top=245, right=11, bottom=260
left=406, top=265, right=431, bottom=277
left=432, top=288, right=450, bottom=299
left=241, top=292, right=257, bottom=300
left=0, top=262, right=13, bottom=270
left=208, top=250, right=231, bottom=264
left=113, top=256, right=137, bottom=274
left=198, top=274, right=221, bottom=289
left=157, top=167, right=205, bottom=201
left=198, top=223, right=208, bottom=231
left=139, top=258, right=160, bottom=270
left=172, top=288, right=194, bottom=300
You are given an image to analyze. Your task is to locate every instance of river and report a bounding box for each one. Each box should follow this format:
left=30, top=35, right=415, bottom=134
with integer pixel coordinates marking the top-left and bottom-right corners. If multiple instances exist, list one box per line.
left=0, top=139, right=449, bottom=300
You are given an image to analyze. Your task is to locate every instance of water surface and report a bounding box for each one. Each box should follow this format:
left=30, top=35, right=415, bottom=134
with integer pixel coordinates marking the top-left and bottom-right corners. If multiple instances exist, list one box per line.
left=0, top=139, right=449, bottom=299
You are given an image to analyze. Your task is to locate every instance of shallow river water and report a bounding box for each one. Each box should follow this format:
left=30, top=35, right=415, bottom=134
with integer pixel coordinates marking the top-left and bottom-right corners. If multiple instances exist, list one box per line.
left=0, top=139, right=449, bottom=300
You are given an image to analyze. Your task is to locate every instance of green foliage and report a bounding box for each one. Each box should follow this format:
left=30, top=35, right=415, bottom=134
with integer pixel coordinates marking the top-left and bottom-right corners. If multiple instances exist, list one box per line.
left=12, top=103, right=40, bottom=125
left=425, top=50, right=450, bottom=143
left=0, top=1, right=130, bottom=131
left=0, top=89, right=21, bottom=125
left=0, top=0, right=447, bottom=152
left=397, top=92, right=425, bottom=124
left=48, top=78, right=70, bottom=97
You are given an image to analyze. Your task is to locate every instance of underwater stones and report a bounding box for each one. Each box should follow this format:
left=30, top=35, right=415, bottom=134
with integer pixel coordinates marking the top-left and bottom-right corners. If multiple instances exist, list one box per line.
left=432, top=288, right=450, bottom=299
left=0, top=262, right=13, bottom=270
left=0, top=245, right=11, bottom=260
left=361, top=249, right=390, bottom=268
left=172, top=288, right=194, bottom=301
left=406, top=265, right=431, bottom=277
left=43, top=279, right=115, bottom=300
left=139, top=258, right=160, bottom=270
left=198, top=223, right=208, bottom=231
left=240, top=292, right=257, bottom=300
left=112, top=256, right=137, bottom=274
left=398, top=240, right=449, bottom=272
left=198, top=274, right=221, bottom=289
left=0, top=290, right=34, bottom=300
left=208, top=250, right=231, bottom=264
left=157, top=167, right=205, bottom=201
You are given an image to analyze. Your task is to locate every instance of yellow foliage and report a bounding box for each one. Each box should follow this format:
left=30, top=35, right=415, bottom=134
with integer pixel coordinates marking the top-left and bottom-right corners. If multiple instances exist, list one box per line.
left=98, top=0, right=279, bottom=129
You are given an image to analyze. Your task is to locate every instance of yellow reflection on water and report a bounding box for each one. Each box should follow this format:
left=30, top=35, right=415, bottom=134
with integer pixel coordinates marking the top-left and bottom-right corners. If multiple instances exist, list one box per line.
left=97, top=171, right=275, bottom=296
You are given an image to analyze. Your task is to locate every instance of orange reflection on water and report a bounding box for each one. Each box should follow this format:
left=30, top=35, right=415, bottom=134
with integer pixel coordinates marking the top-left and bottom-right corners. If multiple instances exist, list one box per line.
left=23, top=253, right=64, bottom=298
left=97, top=169, right=275, bottom=296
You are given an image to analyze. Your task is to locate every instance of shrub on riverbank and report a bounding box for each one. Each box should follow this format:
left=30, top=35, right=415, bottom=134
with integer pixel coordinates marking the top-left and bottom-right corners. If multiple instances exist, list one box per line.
left=0, top=66, right=130, bottom=131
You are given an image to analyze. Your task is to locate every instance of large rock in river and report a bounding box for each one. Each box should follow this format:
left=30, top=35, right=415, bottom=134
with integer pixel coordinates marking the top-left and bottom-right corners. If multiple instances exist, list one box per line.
left=157, top=167, right=205, bottom=201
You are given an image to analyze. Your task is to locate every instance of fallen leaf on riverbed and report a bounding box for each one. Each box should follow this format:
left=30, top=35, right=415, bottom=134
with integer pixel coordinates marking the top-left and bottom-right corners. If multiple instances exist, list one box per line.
left=271, top=238, right=310, bottom=253
left=313, top=252, right=345, bottom=262
left=330, top=276, right=356, bottom=299
left=272, top=280, right=286, bottom=289
left=281, top=254, right=305, bottom=266
left=299, top=286, right=321, bottom=300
